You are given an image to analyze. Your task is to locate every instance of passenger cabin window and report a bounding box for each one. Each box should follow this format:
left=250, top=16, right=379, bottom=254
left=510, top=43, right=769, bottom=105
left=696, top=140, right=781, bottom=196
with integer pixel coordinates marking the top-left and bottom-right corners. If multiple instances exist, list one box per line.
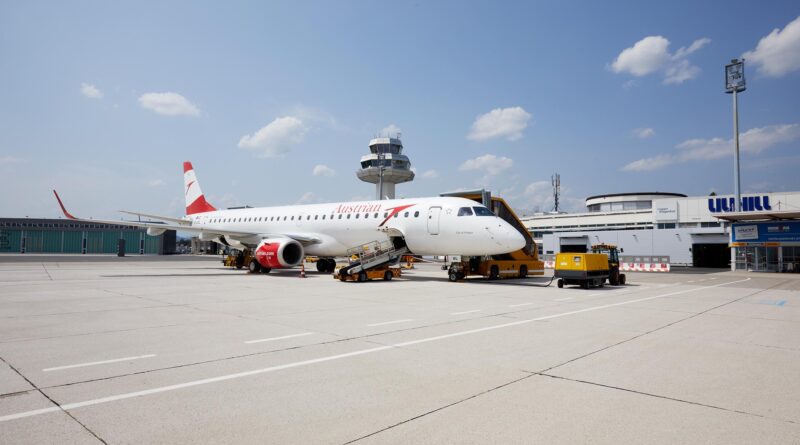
left=473, top=206, right=494, bottom=216
left=414, top=211, right=419, bottom=217
left=457, top=207, right=473, bottom=216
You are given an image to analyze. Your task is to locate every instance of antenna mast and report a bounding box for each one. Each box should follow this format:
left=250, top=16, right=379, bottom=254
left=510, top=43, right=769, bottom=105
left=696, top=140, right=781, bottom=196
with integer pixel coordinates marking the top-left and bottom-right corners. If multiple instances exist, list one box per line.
left=551, top=173, right=561, bottom=213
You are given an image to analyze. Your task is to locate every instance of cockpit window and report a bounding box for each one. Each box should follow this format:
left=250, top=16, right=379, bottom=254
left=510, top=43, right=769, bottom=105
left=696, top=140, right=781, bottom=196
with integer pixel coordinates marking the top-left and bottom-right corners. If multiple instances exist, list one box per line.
left=473, top=206, right=494, bottom=216
left=457, top=207, right=473, bottom=216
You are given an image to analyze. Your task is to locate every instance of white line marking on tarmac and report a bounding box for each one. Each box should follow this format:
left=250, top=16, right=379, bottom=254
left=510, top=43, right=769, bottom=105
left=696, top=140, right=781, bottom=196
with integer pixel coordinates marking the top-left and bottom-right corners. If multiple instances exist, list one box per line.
left=43, top=355, right=156, bottom=372
left=367, top=319, right=414, bottom=327
left=244, top=333, right=313, bottom=344
left=554, top=297, right=573, bottom=301
left=451, top=309, right=482, bottom=315
left=1, top=277, right=751, bottom=424
left=508, top=302, right=534, bottom=307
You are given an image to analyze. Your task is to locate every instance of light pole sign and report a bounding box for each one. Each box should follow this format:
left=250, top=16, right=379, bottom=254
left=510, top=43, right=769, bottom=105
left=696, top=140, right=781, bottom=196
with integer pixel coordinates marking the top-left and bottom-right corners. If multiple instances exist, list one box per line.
left=725, top=58, right=745, bottom=215
left=725, top=59, right=745, bottom=93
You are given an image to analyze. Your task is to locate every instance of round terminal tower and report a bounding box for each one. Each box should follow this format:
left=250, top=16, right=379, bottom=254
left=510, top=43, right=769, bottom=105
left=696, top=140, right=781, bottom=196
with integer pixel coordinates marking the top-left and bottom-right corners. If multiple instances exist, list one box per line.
left=585, top=192, right=687, bottom=212
left=356, top=137, right=414, bottom=200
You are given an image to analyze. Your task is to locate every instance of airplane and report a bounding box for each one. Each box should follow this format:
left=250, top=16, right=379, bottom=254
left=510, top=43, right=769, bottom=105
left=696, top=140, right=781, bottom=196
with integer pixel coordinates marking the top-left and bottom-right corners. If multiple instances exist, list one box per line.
left=54, top=162, right=526, bottom=274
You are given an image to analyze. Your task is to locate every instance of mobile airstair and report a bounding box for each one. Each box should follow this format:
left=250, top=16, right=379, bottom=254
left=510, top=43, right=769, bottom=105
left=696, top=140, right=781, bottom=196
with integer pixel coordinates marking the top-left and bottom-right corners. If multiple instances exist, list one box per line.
left=336, top=240, right=408, bottom=282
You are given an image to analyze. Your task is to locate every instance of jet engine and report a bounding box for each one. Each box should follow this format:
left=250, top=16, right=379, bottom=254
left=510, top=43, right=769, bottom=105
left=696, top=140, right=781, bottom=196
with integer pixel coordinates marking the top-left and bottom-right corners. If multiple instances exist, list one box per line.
left=255, top=237, right=305, bottom=269
left=146, top=227, right=167, bottom=236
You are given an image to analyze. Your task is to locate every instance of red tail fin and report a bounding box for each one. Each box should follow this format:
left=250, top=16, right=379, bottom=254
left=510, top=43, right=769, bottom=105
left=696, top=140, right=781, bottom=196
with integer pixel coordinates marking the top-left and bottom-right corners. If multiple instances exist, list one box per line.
left=183, top=162, right=216, bottom=215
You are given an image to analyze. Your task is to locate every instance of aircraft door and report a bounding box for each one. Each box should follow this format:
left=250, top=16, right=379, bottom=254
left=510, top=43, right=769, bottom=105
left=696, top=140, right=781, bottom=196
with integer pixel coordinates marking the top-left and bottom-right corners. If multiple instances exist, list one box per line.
left=427, top=206, right=441, bottom=235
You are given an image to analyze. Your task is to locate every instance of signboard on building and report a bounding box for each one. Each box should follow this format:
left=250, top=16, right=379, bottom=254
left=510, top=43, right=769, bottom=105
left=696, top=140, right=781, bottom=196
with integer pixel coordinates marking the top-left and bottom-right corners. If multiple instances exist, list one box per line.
left=733, top=225, right=758, bottom=240
left=654, top=202, right=678, bottom=222
left=732, top=221, right=800, bottom=244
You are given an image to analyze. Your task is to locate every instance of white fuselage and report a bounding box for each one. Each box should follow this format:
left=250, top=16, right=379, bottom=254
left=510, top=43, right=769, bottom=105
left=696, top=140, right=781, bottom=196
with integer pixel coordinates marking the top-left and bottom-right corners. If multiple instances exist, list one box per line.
left=186, top=196, right=525, bottom=257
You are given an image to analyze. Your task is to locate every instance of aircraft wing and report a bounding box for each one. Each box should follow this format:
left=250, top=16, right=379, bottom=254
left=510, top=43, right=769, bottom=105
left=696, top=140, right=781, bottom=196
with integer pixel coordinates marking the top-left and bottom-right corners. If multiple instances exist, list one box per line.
left=118, top=210, right=193, bottom=226
left=54, top=190, right=322, bottom=245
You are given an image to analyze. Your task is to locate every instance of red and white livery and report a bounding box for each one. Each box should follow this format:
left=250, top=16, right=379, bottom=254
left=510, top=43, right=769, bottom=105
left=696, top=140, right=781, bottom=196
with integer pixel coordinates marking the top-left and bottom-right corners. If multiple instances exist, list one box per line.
left=55, top=162, right=525, bottom=273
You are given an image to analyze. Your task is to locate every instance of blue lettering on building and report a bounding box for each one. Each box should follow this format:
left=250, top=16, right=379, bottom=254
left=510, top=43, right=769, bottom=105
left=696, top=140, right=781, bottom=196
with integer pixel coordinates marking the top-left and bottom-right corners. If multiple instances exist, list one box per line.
left=708, top=196, right=772, bottom=213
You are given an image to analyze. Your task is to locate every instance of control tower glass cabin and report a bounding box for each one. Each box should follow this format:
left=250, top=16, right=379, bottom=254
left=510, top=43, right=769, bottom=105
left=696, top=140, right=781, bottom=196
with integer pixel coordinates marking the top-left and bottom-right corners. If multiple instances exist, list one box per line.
left=356, top=137, right=415, bottom=200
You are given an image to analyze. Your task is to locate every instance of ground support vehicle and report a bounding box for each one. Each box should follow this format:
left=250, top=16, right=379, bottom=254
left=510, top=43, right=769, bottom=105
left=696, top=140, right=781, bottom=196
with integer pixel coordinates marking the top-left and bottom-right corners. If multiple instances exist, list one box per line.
left=223, top=249, right=255, bottom=270
left=441, top=190, right=544, bottom=282
left=554, top=252, right=609, bottom=289
left=334, top=264, right=402, bottom=282
left=591, top=243, right=627, bottom=286
left=334, top=240, right=408, bottom=283
left=446, top=256, right=538, bottom=281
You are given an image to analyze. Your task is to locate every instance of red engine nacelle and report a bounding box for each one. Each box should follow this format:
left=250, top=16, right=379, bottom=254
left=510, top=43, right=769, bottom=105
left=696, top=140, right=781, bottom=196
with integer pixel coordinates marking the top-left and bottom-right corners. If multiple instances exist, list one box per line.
left=255, top=238, right=305, bottom=269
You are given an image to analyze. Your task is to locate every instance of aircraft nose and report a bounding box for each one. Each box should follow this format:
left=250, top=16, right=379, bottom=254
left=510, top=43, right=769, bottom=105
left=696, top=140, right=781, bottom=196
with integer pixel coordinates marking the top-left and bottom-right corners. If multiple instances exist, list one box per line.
left=503, top=224, right=526, bottom=251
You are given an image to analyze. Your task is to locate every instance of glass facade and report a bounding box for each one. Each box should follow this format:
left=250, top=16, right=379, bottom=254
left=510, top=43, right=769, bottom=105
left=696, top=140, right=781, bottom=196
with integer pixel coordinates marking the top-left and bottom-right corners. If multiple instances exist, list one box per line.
left=735, top=246, right=800, bottom=273
left=587, top=201, right=652, bottom=212
left=0, top=219, right=173, bottom=254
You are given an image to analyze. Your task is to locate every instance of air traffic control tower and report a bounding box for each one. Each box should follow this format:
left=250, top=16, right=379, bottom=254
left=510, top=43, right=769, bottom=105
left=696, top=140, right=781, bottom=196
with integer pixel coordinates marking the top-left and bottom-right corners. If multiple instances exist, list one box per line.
left=356, top=136, right=414, bottom=200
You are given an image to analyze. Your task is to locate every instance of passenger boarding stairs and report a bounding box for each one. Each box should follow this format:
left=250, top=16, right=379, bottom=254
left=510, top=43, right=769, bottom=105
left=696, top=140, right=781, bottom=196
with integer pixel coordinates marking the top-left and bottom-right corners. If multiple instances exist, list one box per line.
left=338, top=240, right=409, bottom=277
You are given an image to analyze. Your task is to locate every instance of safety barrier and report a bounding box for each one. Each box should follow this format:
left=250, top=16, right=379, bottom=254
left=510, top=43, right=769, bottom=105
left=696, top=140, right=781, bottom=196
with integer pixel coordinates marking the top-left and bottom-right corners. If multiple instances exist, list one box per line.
left=543, top=260, right=670, bottom=272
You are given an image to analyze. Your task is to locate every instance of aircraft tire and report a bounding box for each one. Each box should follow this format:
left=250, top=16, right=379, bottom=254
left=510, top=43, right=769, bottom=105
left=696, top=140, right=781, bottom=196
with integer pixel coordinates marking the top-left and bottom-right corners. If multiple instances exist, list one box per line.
left=248, top=259, right=261, bottom=274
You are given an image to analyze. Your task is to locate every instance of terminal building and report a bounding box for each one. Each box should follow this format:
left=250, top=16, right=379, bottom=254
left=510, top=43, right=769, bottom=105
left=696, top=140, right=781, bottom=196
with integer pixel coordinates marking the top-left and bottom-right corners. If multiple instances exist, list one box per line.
left=0, top=218, right=175, bottom=255
left=521, top=191, right=800, bottom=272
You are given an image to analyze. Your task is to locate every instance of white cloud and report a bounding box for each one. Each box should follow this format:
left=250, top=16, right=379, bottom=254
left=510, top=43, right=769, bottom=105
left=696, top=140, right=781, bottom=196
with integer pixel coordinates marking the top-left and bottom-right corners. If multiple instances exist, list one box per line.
left=621, top=123, right=800, bottom=171
left=421, top=169, right=439, bottom=179
left=296, top=191, right=318, bottom=204
left=138, top=92, right=200, bottom=116
left=632, top=127, right=655, bottom=139
left=621, top=154, right=676, bottom=172
left=521, top=181, right=554, bottom=212
left=312, top=164, right=336, bottom=177
left=743, top=16, right=800, bottom=77
left=678, top=124, right=800, bottom=160
left=147, top=179, right=165, bottom=187
left=664, top=59, right=701, bottom=84
left=610, top=36, right=710, bottom=84
left=238, top=116, right=308, bottom=157
left=611, top=36, right=671, bottom=76
left=380, top=124, right=402, bottom=138
left=459, top=154, right=514, bottom=176
left=0, top=156, right=26, bottom=166
left=80, top=83, right=103, bottom=99
left=468, top=107, right=532, bottom=142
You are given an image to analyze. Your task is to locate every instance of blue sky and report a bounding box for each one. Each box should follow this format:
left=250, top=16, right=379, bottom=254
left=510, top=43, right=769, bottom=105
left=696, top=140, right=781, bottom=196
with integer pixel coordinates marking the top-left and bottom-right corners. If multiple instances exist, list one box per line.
left=1, top=1, right=799, bottom=219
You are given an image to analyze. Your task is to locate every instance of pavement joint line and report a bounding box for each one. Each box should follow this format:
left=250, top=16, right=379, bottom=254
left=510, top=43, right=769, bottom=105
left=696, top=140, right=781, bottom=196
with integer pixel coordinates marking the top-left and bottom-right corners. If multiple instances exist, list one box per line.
left=507, top=302, right=534, bottom=307
left=341, top=372, right=537, bottom=445
left=367, top=319, right=414, bottom=327
left=537, top=373, right=795, bottom=424
left=0, top=277, right=753, bottom=424
left=244, top=332, right=314, bottom=344
left=0, top=356, right=109, bottom=444
left=43, top=355, right=157, bottom=372
left=537, top=279, right=778, bottom=377
left=450, top=309, right=482, bottom=315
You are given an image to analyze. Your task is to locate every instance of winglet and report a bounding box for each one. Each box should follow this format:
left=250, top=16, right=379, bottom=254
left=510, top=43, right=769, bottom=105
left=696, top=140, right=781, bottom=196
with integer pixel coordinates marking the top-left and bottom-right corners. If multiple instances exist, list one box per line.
left=52, top=190, right=77, bottom=220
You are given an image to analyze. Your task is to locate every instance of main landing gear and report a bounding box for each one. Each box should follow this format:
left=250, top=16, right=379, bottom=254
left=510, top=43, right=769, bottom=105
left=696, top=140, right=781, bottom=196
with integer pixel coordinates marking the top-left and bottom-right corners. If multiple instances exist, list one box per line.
left=316, top=258, right=337, bottom=274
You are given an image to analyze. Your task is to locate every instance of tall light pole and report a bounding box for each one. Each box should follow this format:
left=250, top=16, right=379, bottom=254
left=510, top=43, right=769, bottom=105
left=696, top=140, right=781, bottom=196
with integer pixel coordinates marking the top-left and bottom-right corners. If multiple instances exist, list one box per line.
left=725, top=59, right=746, bottom=211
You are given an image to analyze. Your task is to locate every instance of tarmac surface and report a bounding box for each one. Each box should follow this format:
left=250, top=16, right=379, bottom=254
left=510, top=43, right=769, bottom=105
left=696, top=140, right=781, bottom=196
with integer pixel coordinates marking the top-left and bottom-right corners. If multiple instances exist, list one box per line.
left=0, top=256, right=798, bottom=444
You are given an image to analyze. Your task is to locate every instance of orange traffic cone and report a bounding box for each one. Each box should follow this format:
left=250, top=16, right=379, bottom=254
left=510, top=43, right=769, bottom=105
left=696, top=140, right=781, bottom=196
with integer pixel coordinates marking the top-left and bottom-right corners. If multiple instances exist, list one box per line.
left=299, top=263, right=306, bottom=278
